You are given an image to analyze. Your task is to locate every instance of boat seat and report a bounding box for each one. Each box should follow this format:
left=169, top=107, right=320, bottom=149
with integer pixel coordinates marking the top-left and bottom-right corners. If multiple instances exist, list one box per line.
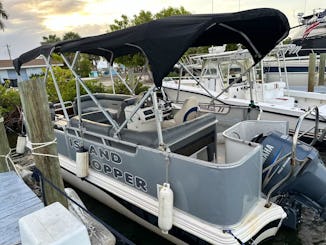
left=69, top=112, right=216, bottom=155
left=72, top=93, right=137, bottom=124
left=73, top=93, right=136, bottom=114
left=162, top=96, right=199, bottom=128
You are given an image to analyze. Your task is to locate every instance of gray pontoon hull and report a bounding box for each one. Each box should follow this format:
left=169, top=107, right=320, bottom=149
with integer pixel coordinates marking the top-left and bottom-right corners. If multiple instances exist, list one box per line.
left=55, top=114, right=286, bottom=244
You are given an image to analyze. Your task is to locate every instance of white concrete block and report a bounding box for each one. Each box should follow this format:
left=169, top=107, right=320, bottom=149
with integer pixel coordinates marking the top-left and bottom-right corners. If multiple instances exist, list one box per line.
left=19, top=202, right=91, bottom=245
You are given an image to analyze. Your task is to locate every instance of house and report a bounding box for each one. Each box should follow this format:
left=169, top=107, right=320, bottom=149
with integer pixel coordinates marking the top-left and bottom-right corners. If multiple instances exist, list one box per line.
left=0, top=58, right=63, bottom=86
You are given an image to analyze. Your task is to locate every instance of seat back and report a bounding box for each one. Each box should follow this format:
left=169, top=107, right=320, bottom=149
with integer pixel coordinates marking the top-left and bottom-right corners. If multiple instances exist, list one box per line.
left=174, top=97, right=199, bottom=124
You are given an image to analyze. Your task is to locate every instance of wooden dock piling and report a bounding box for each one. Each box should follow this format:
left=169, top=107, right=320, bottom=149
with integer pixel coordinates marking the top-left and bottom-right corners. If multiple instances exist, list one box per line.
left=18, top=78, right=68, bottom=208
left=319, top=53, right=326, bottom=86
left=308, top=53, right=317, bottom=92
left=0, top=116, right=10, bottom=173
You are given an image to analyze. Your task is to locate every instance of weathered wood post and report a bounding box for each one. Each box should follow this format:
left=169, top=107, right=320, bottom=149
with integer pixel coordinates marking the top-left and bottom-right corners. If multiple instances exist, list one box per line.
left=0, top=116, right=10, bottom=172
left=319, top=53, right=326, bottom=85
left=18, top=78, right=68, bottom=207
left=308, top=53, right=317, bottom=92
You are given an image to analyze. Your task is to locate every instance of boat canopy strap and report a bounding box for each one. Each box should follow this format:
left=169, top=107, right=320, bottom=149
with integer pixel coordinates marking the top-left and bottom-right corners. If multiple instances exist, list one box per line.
left=13, top=8, right=289, bottom=88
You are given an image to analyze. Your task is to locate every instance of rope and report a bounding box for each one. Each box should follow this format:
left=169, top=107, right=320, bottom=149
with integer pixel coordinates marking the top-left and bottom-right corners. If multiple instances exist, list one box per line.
left=32, top=167, right=135, bottom=245
left=0, top=149, right=21, bottom=174
left=30, top=138, right=58, bottom=158
left=223, top=229, right=245, bottom=245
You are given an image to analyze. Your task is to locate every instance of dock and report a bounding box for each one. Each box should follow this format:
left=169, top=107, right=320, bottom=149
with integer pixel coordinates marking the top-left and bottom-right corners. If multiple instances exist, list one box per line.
left=0, top=171, right=44, bottom=245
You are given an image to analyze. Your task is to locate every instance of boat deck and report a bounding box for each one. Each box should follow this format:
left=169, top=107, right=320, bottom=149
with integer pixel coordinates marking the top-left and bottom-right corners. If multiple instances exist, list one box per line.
left=0, top=171, right=44, bottom=245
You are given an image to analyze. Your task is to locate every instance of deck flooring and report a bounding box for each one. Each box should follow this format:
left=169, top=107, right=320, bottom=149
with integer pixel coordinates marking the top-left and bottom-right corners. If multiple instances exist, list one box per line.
left=0, top=171, right=44, bottom=245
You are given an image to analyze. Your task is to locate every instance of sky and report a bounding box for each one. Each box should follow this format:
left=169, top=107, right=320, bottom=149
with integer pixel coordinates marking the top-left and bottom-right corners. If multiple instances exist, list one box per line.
left=0, top=0, right=323, bottom=60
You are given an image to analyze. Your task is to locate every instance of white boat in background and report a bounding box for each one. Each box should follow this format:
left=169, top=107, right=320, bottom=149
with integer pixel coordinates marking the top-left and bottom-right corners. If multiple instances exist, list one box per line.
left=163, top=47, right=326, bottom=143
left=262, top=8, right=326, bottom=88
left=14, top=8, right=326, bottom=245
left=291, top=8, right=326, bottom=56
left=262, top=44, right=326, bottom=89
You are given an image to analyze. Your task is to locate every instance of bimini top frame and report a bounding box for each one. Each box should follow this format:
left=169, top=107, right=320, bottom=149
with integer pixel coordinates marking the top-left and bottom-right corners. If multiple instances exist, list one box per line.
left=14, top=8, right=289, bottom=88
left=13, top=8, right=290, bottom=145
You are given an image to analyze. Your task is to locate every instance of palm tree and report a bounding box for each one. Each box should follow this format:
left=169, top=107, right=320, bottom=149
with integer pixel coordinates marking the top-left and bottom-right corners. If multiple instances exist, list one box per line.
left=62, top=31, right=80, bottom=40
left=41, top=34, right=61, bottom=45
left=0, top=1, right=8, bottom=31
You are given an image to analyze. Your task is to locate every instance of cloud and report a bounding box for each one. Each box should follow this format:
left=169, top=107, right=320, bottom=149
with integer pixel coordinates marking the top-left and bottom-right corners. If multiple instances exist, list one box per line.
left=16, top=0, right=85, bottom=15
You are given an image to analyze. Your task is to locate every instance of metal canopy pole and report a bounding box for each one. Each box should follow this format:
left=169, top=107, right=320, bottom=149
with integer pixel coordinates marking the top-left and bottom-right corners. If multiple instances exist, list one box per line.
left=109, top=65, right=116, bottom=94
left=178, top=62, right=224, bottom=103
left=176, top=67, right=183, bottom=103
left=72, top=52, right=83, bottom=131
left=114, top=85, right=156, bottom=137
left=112, top=66, right=135, bottom=95
left=276, top=53, right=283, bottom=83
left=179, top=61, right=255, bottom=104
left=280, top=49, right=289, bottom=88
left=97, top=47, right=135, bottom=95
left=152, top=90, right=164, bottom=148
left=41, top=54, right=70, bottom=121
left=60, top=54, right=120, bottom=132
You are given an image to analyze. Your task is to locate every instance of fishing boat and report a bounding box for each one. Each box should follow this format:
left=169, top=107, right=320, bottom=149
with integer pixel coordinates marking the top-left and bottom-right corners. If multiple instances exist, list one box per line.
left=262, top=8, right=326, bottom=87
left=291, top=8, right=326, bottom=56
left=14, top=8, right=326, bottom=244
left=262, top=44, right=326, bottom=89
left=163, top=47, right=326, bottom=145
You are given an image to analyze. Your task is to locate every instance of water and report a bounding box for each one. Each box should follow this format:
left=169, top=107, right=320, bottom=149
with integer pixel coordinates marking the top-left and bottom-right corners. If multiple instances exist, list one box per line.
left=70, top=185, right=174, bottom=245
left=75, top=185, right=325, bottom=245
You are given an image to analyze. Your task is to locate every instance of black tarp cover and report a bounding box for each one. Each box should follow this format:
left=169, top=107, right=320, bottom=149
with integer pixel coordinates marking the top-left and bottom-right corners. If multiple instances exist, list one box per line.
left=13, top=8, right=289, bottom=87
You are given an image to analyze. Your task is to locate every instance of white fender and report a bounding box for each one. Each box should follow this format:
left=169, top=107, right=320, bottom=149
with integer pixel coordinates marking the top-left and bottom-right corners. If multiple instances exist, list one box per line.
left=158, top=182, right=174, bottom=234
left=16, top=135, right=27, bottom=154
left=76, top=149, right=89, bottom=178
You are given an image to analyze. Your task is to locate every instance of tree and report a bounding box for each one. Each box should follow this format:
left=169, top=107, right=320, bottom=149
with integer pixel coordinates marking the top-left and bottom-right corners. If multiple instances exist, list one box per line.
left=283, top=37, right=292, bottom=44
left=76, top=55, right=92, bottom=77
left=41, top=34, right=61, bottom=44
left=109, top=15, right=131, bottom=31
left=63, top=31, right=81, bottom=40
left=133, top=10, right=153, bottom=26
left=225, top=43, right=239, bottom=51
left=108, top=7, right=191, bottom=69
left=154, top=6, right=189, bottom=19
left=0, top=1, right=8, bottom=31
left=109, top=6, right=190, bottom=32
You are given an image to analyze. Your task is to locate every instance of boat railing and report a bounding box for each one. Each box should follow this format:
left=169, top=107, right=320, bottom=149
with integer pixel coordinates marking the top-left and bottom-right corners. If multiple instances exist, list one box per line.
left=292, top=106, right=320, bottom=165
left=163, top=76, right=202, bottom=82
left=264, top=106, right=321, bottom=207
left=197, top=102, right=262, bottom=118
left=53, top=101, right=73, bottom=113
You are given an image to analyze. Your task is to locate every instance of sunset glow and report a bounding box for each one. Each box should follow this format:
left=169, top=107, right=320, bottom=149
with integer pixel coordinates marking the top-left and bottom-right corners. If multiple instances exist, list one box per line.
left=43, top=13, right=90, bottom=31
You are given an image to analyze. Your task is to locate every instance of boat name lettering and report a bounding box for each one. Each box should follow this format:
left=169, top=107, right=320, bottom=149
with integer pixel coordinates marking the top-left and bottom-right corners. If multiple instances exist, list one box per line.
left=90, top=160, right=147, bottom=192
left=89, top=145, right=122, bottom=164
left=262, top=144, right=274, bottom=162
left=69, top=139, right=122, bottom=165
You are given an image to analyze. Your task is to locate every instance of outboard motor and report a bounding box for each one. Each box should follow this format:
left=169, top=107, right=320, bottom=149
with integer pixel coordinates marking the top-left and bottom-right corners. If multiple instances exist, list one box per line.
left=255, top=131, right=326, bottom=229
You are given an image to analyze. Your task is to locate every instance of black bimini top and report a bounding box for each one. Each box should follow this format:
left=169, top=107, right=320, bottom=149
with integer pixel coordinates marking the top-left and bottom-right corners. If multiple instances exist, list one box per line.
left=13, top=8, right=289, bottom=88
